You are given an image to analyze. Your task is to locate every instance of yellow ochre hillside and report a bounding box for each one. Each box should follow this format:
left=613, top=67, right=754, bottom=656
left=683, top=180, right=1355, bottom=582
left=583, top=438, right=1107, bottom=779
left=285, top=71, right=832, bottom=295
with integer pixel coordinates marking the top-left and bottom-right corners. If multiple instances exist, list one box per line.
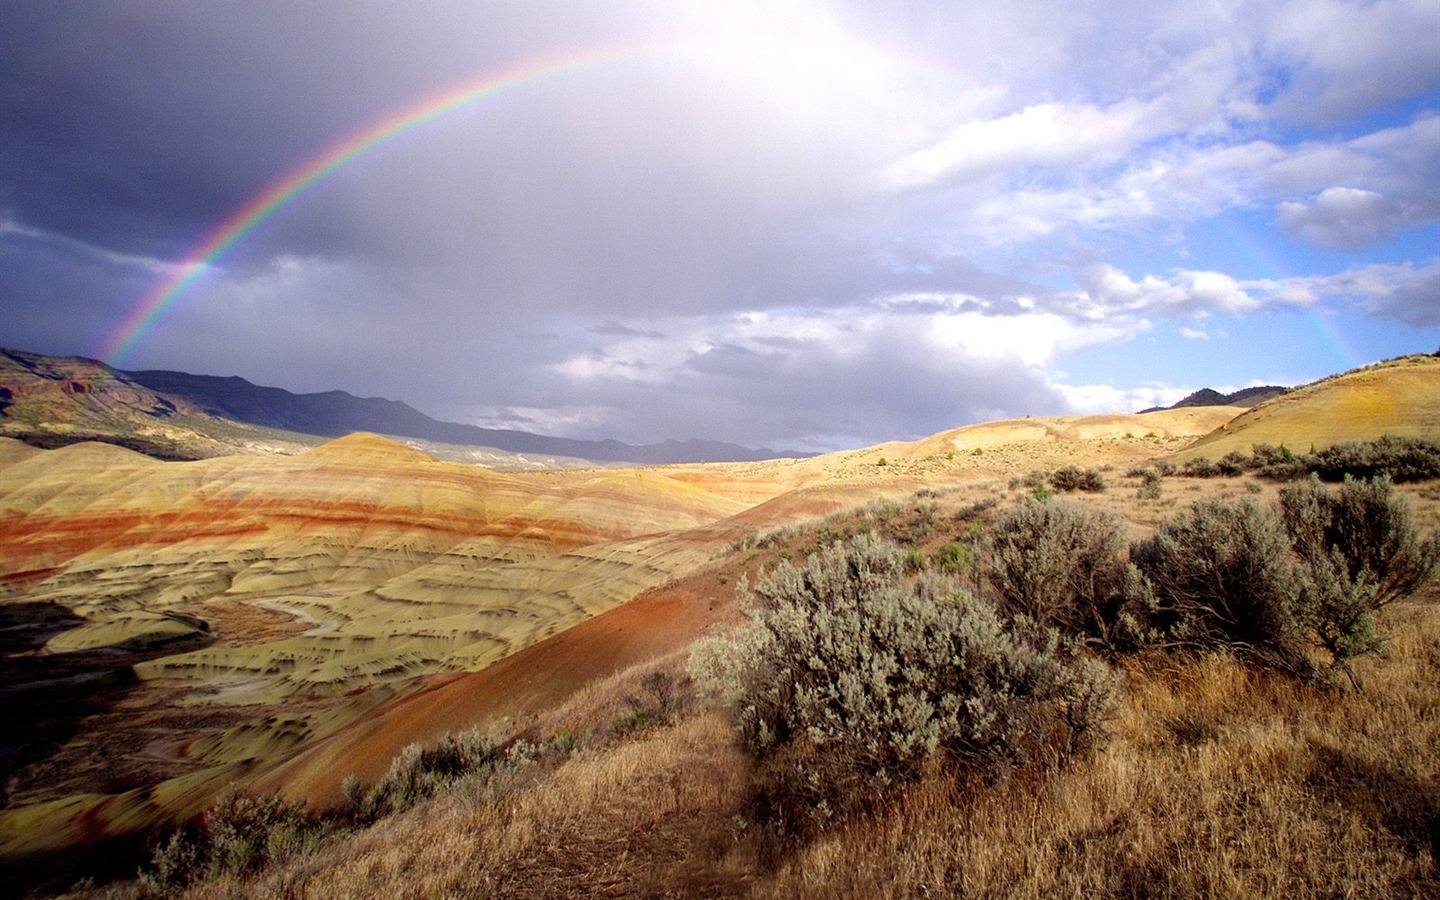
left=1172, top=354, right=1440, bottom=462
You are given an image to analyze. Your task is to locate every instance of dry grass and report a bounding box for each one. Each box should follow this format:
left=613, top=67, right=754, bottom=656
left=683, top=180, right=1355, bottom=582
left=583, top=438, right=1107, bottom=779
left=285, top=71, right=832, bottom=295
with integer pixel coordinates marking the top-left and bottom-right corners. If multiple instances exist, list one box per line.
left=164, top=599, right=1440, bottom=900
left=187, top=712, right=753, bottom=900
left=758, top=601, right=1440, bottom=898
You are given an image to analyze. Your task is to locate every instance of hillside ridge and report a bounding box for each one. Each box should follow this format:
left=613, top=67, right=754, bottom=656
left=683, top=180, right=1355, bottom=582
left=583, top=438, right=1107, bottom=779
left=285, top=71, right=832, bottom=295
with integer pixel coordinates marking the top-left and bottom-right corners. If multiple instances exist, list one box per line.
left=0, top=348, right=807, bottom=465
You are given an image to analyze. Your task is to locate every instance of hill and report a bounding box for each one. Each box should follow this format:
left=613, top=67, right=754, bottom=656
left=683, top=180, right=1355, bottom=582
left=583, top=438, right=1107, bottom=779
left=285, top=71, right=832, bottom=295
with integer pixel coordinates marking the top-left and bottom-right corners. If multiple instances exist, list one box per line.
left=0, top=348, right=806, bottom=465
left=1140, top=384, right=1288, bottom=412
left=1171, top=354, right=1440, bottom=462
left=0, top=407, right=1242, bottom=882
left=4, top=353, right=1439, bottom=895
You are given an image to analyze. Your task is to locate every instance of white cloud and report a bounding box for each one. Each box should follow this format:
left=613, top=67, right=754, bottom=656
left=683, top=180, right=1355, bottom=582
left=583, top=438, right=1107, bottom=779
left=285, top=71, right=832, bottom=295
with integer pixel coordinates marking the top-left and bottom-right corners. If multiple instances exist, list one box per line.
left=533, top=298, right=1147, bottom=447
left=1292, top=260, right=1440, bottom=326
left=1052, top=382, right=1191, bottom=416
left=0, top=215, right=176, bottom=276
left=882, top=99, right=1152, bottom=191
left=1063, top=264, right=1300, bottom=320
left=1179, top=326, right=1209, bottom=340
left=1276, top=187, right=1406, bottom=249
left=1266, top=0, right=1440, bottom=120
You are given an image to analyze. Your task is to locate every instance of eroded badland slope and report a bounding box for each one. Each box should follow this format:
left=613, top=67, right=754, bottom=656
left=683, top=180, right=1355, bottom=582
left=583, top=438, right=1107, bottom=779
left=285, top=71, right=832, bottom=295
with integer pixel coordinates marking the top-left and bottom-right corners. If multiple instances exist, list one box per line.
left=3, top=354, right=1438, bottom=892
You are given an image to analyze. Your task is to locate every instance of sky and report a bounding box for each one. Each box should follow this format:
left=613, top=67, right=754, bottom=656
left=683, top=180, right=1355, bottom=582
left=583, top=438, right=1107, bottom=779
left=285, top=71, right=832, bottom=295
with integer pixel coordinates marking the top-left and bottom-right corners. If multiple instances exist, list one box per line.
left=2, top=0, right=1438, bottom=452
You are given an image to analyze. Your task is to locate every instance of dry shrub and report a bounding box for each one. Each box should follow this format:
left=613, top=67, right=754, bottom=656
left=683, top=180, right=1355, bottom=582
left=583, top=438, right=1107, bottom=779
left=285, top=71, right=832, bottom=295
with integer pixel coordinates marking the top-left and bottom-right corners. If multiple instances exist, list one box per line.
left=1130, top=483, right=1440, bottom=682
left=142, top=788, right=316, bottom=893
left=1130, top=497, right=1308, bottom=673
left=985, top=499, right=1150, bottom=651
left=356, top=728, right=501, bottom=820
left=1048, top=466, right=1106, bottom=493
left=691, top=534, right=1118, bottom=840
left=754, top=603, right=1440, bottom=899
left=1282, top=475, right=1440, bottom=607
left=1179, top=457, right=1222, bottom=478
left=1280, top=476, right=1440, bottom=676
left=1310, top=435, right=1440, bottom=483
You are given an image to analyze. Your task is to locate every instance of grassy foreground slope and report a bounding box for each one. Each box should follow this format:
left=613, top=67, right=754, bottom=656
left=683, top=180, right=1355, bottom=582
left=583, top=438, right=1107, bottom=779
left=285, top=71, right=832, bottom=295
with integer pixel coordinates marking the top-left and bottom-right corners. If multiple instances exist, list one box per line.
left=174, top=482, right=1440, bottom=900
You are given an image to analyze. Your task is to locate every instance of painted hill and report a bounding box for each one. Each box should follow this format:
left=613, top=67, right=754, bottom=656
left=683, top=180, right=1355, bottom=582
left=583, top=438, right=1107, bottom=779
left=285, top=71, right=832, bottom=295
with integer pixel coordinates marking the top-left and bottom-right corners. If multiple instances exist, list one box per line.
left=0, top=431, right=781, bottom=870
left=1171, top=354, right=1440, bottom=462
left=6, top=353, right=1439, bottom=891
left=0, top=406, right=1246, bottom=876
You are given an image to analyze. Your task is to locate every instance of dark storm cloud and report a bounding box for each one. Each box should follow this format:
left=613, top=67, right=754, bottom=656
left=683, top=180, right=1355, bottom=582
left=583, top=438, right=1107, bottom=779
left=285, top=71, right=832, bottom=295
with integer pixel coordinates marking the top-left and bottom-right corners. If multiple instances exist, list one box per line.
left=2, top=1, right=1437, bottom=450
left=0, top=224, right=150, bottom=353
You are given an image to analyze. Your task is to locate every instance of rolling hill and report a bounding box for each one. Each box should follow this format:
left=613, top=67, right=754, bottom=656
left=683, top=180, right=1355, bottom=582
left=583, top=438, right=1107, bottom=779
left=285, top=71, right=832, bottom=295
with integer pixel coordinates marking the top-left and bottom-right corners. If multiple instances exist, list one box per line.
left=1171, top=354, right=1440, bottom=462
left=2, top=353, right=1439, bottom=893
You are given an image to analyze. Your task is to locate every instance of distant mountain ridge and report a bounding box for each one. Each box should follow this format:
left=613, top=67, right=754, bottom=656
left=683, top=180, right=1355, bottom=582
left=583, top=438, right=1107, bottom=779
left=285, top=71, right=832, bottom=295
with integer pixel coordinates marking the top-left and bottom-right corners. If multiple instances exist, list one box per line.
left=1141, top=385, right=1288, bottom=413
left=125, top=368, right=804, bottom=463
left=0, top=348, right=805, bottom=464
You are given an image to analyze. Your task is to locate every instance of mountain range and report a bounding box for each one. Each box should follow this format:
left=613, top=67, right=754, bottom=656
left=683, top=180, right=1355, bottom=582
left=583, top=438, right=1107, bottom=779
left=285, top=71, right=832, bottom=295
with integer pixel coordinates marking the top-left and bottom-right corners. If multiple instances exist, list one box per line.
left=0, top=348, right=806, bottom=465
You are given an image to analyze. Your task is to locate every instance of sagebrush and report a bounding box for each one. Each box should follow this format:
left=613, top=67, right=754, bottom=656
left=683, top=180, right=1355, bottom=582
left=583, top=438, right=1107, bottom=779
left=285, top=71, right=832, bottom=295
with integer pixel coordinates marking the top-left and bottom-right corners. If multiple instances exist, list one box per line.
left=691, top=533, right=1118, bottom=837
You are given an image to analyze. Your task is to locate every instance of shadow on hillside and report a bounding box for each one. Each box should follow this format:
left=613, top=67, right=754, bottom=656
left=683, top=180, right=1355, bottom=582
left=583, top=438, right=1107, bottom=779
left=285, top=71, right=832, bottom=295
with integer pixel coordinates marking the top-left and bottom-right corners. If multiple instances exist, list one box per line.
left=9, top=430, right=205, bottom=460
left=0, top=601, right=212, bottom=808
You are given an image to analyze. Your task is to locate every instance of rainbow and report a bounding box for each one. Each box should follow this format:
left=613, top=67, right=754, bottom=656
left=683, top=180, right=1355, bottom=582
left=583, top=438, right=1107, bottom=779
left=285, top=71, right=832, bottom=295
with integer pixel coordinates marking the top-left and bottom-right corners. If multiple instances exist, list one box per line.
left=1200, top=216, right=1366, bottom=371
left=100, top=42, right=682, bottom=366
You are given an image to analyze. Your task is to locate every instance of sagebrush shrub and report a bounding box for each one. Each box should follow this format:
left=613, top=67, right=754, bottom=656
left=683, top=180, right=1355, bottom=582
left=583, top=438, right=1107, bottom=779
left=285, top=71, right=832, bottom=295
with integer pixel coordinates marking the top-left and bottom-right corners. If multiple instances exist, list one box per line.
left=360, top=728, right=498, bottom=819
left=1279, top=476, right=1440, bottom=674
left=1049, top=466, right=1106, bottom=493
left=1250, top=443, right=1309, bottom=480
left=1309, top=435, right=1440, bottom=483
left=1281, top=475, right=1440, bottom=607
left=143, top=788, right=314, bottom=891
left=691, top=534, right=1117, bottom=834
left=1217, top=450, right=1251, bottom=476
left=1180, top=457, right=1221, bottom=478
left=1130, top=497, right=1308, bottom=672
left=985, top=500, right=1149, bottom=650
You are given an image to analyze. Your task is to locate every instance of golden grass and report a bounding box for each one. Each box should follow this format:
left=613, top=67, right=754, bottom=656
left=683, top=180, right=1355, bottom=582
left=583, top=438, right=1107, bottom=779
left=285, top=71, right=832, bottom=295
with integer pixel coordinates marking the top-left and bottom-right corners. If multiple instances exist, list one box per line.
left=189, top=713, right=755, bottom=899
left=157, top=596, right=1440, bottom=900
left=759, top=602, right=1440, bottom=898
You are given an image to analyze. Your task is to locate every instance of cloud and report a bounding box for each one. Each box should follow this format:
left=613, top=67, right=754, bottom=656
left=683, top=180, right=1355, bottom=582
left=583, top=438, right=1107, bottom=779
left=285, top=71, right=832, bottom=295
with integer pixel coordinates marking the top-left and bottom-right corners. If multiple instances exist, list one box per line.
left=519, top=301, right=1145, bottom=447
left=1, top=1, right=1437, bottom=451
left=1276, top=188, right=1406, bottom=249
left=1179, top=326, right=1209, bottom=340
left=1265, top=0, right=1440, bottom=120
left=883, top=99, right=1152, bottom=191
left=1291, top=261, right=1440, bottom=327
left=1052, top=382, right=1191, bottom=416
left=1062, top=265, right=1306, bottom=320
